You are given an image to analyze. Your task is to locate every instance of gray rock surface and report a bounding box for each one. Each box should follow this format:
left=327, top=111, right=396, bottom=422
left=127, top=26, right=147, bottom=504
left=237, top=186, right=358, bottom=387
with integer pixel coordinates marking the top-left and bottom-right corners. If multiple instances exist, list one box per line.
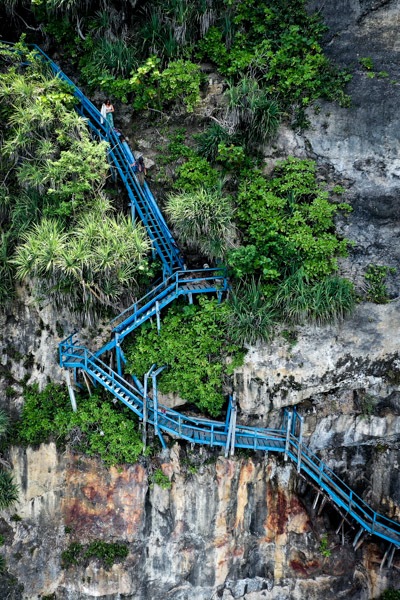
left=1, top=1, right=400, bottom=598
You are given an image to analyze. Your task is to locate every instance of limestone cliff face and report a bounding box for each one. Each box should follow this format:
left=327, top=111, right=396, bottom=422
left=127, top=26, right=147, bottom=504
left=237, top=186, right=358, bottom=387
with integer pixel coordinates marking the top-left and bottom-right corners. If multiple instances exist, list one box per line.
left=2, top=443, right=392, bottom=600
left=234, top=302, right=400, bottom=418
left=0, top=1, right=400, bottom=599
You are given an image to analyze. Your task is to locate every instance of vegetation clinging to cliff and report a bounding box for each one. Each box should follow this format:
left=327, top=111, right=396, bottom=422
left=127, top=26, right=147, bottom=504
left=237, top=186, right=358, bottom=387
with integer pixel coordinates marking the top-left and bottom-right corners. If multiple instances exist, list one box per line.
left=0, top=44, right=153, bottom=312
left=126, top=298, right=244, bottom=417
left=17, top=384, right=144, bottom=465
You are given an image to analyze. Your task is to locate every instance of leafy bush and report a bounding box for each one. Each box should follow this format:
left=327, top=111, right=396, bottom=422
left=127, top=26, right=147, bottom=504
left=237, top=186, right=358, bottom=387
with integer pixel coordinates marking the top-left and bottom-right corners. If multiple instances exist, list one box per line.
left=84, top=541, right=129, bottom=568
left=17, top=384, right=144, bottom=466
left=195, top=124, right=233, bottom=162
left=364, top=264, right=396, bottom=304
left=0, top=49, right=108, bottom=215
left=235, top=158, right=351, bottom=282
left=61, top=542, right=83, bottom=568
left=165, top=188, right=236, bottom=260
left=227, top=279, right=276, bottom=346
left=151, top=468, right=171, bottom=489
left=62, top=540, right=128, bottom=569
left=173, top=155, right=220, bottom=191
left=130, top=57, right=203, bottom=113
left=125, top=299, right=244, bottom=416
left=197, top=1, right=351, bottom=110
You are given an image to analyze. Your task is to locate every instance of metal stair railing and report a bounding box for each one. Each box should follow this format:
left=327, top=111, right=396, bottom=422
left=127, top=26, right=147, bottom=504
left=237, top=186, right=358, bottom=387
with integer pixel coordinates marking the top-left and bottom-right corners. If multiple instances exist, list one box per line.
left=112, top=267, right=227, bottom=332
left=60, top=333, right=400, bottom=548
left=29, top=44, right=184, bottom=277
left=94, top=267, right=227, bottom=357
left=286, top=433, right=400, bottom=546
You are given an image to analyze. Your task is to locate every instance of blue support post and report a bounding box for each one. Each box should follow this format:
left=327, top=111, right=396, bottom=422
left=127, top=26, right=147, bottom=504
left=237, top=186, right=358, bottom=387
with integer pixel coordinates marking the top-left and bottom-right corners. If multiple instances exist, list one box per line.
left=115, top=333, right=122, bottom=377
left=284, top=411, right=292, bottom=461
left=152, top=365, right=167, bottom=449
left=156, top=301, right=161, bottom=334
left=225, top=396, right=233, bottom=432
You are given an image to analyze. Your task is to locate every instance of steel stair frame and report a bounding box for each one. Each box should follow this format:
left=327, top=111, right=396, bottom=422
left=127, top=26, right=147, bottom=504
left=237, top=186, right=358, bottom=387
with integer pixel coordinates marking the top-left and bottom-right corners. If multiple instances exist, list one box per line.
left=29, top=44, right=184, bottom=278
left=95, top=267, right=228, bottom=358
left=14, top=41, right=399, bottom=554
left=59, top=333, right=400, bottom=549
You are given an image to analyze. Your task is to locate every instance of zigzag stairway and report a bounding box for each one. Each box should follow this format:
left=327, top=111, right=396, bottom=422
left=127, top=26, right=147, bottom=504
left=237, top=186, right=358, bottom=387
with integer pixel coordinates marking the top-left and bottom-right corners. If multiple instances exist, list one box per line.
left=23, top=44, right=399, bottom=563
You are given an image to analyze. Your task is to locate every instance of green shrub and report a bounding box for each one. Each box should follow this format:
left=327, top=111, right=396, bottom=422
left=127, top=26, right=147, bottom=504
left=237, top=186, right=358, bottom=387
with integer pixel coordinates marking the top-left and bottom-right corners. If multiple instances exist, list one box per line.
left=84, top=541, right=129, bottom=568
left=359, top=57, right=374, bottom=71
left=195, top=124, right=232, bottom=163
left=319, top=534, right=331, bottom=558
left=13, top=205, right=151, bottom=316
left=61, top=542, right=82, bottom=568
left=225, top=77, right=281, bottom=147
left=165, top=188, right=236, bottom=260
left=235, top=158, right=351, bottom=282
left=227, top=279, right=276, bottom=346
left=17, top=384, right=144, bottom=466
left=197, top=2, right=350, bottom=109
left=61, top=540, right=128, bottom=569
left=364, top=264, right=396, bottom=304
left=151, top=468, right=171, bottom=490
left=130, top=57, right=203, bottom=113
left=173, top=155, right=220, bottom=191
left=0, top=471, right=19, bottom=511
left=125, top=298, right=244, bottom=417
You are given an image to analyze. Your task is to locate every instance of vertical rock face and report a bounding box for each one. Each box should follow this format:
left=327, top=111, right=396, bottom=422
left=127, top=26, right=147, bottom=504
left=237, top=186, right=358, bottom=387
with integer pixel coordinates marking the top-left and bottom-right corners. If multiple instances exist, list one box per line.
left=3, top=443, right=387, bottom=600
left=0, top=2, right=400, bottom=599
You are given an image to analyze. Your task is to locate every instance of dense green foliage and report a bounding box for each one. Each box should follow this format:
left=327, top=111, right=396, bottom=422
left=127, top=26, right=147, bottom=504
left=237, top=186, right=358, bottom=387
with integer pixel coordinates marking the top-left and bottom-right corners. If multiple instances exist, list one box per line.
left=227, top=279, right=276, bottom=346
left=0, top=1, right=350, bottom=118
left=130, top=57, right=203, bottom=112
left=274, top=269, right=355, bottom=325
left=126, top=298, right=244, bottom=416
left=13, top=200, right=150, bottom=315
left=17, top=384, right=144, bottom=465
left=0, top=44, right=152, bottom=311
left=62, top=540, right=129, bottom=569
left=231, top=157, right=351, bottom=282
left=0, top=3, right=358, bottom=411
left=0, top=45, right=106, bottom=216
left=165, top=188, right=236, bottom=260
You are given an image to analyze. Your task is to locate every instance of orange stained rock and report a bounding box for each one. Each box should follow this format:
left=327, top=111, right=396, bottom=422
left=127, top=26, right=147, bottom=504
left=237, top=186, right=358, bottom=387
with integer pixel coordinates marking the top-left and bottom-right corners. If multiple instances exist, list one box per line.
left=63, top=456, right=148, bottom=541
left=234, top=459, right=256, bottom=532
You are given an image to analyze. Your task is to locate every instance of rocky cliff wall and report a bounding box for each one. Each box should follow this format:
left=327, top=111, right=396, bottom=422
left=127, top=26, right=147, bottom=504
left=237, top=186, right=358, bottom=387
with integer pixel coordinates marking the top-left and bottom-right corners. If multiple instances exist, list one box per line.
left=1, top=442, right=396, bottom=600
left=0, top=1, right=400, bottom=598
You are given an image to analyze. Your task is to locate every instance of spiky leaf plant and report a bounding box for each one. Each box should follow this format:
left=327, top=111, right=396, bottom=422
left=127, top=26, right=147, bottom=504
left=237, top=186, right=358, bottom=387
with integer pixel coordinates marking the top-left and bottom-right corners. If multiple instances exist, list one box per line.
left=165, top=187, right=236, bottom=260
left=227, top=278, right=276, bottom=346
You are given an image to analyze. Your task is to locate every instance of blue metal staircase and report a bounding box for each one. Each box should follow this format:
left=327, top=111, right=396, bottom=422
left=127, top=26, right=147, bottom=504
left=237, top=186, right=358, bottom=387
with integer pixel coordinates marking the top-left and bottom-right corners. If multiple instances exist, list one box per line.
left=95, top=267, right=228, bottom=357
left=30, top=44, right=184, bottom=278
left=14, top=42, right=399, bottom=559
left=60, top=333, right=400, bottom=554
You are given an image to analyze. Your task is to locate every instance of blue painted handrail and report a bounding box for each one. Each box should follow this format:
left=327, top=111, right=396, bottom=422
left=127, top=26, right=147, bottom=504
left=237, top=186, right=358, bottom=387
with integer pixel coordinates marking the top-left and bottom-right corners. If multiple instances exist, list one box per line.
left=59, top=334, right=400, bottom=548
left=14, top=42, right=398, bottom=551
left=28, top=43, right=184, bottom=277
